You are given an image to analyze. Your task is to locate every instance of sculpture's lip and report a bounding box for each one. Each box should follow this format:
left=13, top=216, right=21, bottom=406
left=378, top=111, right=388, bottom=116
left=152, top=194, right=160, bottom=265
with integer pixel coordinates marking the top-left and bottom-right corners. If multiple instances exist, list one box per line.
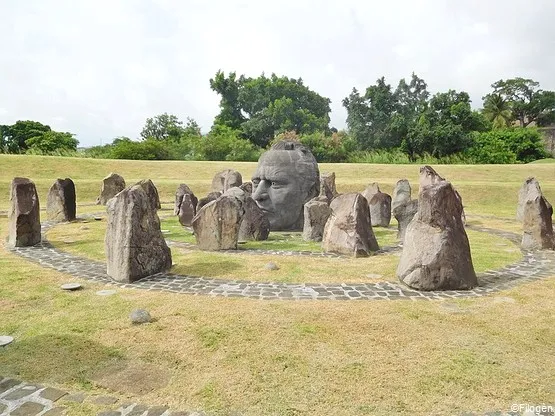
left=258, top=207, right=274, bottom=214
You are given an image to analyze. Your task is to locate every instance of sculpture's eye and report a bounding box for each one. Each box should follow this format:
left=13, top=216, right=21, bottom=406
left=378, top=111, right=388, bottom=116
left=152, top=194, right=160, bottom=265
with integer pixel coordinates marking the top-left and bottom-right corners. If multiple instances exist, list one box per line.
left=252, top=178, right=260, bottom=186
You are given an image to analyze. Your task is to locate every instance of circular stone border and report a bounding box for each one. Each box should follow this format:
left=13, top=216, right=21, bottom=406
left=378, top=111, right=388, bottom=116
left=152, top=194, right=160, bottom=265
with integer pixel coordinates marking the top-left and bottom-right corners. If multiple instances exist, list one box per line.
left=5, top=216, right=555, bottom=301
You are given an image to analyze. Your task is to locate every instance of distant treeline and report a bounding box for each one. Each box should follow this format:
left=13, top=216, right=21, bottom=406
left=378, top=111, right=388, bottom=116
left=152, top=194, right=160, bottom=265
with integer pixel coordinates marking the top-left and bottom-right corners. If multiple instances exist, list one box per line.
left=1, top=73, right=553, bottom=164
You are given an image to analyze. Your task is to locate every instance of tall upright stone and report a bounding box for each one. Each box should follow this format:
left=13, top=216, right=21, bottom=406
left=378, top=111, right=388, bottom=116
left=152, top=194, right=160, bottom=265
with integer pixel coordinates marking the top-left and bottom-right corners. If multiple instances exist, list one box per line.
left=397, top=180, right=477, bottom=291
left=192, top=195, right=245, bottom=251
left=196, top=191, right=222, bottom=212
left=238, top=197, right=270, bottom=241
left=135, top=179, right=161, bottom=211
left=302, top=198, right=332, bottom=242
left=46, top=178, right=76, bottom=222
left=517, top=177, right=542, bottom=222
left=8, top=177, right=41, bottom=248
left=105, top=183, right=172, bottom=283
left=319, top=172, right=338, bottom=204
left=96, top=173, right=126, bottom=205
left=361, top=182, right=381, bottom=204
left=521, top=182, right=554, bottom=250
left=393, top=199, right=418, bottom=241
left=392, top=179, right=411, bottom=212
left=174, top=183, right=198, bottom=216
left=322, top=193, right=379, bottom=257
left=211, top=169, right=242, bottom=193
left=419, top=166, right=466, bottom=225
left=178, top=193, right=196, bottom=226
left=368, top=192, right=392, bottom=227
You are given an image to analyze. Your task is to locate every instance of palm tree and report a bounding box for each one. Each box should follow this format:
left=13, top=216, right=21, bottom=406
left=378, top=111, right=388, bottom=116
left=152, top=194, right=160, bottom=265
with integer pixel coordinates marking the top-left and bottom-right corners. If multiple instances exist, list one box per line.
left=482, top=93, right=513, bottom=128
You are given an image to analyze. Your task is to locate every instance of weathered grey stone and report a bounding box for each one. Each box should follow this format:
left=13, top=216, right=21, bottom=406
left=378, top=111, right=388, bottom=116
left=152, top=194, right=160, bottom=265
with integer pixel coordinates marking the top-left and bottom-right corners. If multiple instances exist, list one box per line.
left=397, top=180, right=477, bottom=291
left=393, top=199, right=418, bottom=241
left=223, top=187, right=247, bottom=205
left=361, top=182, right=380, bottom=205
left=264, top=262, right=279, bottom=270
left=211, top=169, right=242, bottom=192
left=302, top=198, right=332, bottom=242
left=238, top=197, right=270, bottom=241
left=521, top=190, right=554, bottom=250
left=517, top=177, right=542, bottom=222
left=319, top=172, right=338, bottom=203
left=322, top=193, right=379, bottom=257
left=419, top=165, right=466, bottom=224
left=252, top=141, right=320, bottom=231
left=8, top=177, right=41, bottom=248
left=96, top=173, right=125, bottom=205
left=196, top=192, right=221, bottom=212
left=40, top=387, right=67, bottom=401
left=239, top=182, right=253, bottom=195
left=178, top=193, right=196, bottom=226
left=368, top=192, right=392, bottom=227
left=174, top=184, right=197, bottom=215
left=105, top=183, right=172, bottom=283
left=192, top=195, right=244, bottom=251
left=135, top=179, right=161, bottom=211
left=391, top=179, right=411, bottom=212
left=130, top=309, right=152, bottom=325
left=46, top=178, right=76, bottom=222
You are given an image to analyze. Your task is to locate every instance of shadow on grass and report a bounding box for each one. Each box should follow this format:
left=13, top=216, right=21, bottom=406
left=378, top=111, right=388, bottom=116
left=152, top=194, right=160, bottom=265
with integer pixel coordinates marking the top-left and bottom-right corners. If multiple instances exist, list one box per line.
left=0, top=333, right=125, bottom=389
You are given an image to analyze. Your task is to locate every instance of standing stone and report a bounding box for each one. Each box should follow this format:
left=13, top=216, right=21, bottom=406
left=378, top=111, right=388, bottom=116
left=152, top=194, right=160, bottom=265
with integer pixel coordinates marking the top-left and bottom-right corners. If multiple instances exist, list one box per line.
left=391, top=179, right=411, bottom=212
left=368, top=192, right=392, bottom=227
left=135, top=179, right=161, bottom=211
left=46, top=178, right=76, bottom=222
left=397, top=180, right=477, bottom=291
left=238, top=197, right=270, bottom=241
left=178, top=193, right=196, bottom=226
left=319, top=172, right=338, bottom=204
left=419, top=165, right=466, bottom=225
left=223, top=187, right=247, bottom=205
left=105, top=184, right=172, bottom=283
left=521, top=186, right=554, bottom=250
left=302, top=198, right=332, bottom=242
left=517, top=177, right=542, bottom=222
left=196, top=192, right=222, bottom=212
left=239, top=182, right=253, bottom=196
left=211, top=169, right=242, bottom=193
left=361, top=182, right=380, bottom=203
left=192, top=195, right=245, bottom=251
left=174, top=184, right=198, bottom=217
left=392, top=199, right=418, bottom=241
left=8, top=177, right=41, bottom=248
left=96, top=173, right=126, bottom=205
left=322, top=193, right=379, bottom=257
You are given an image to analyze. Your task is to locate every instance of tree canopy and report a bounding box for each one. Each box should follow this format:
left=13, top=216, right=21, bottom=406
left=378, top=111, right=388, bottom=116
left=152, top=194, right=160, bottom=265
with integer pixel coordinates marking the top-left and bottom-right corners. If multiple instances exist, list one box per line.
left=210, top=71, right=331, bottom=147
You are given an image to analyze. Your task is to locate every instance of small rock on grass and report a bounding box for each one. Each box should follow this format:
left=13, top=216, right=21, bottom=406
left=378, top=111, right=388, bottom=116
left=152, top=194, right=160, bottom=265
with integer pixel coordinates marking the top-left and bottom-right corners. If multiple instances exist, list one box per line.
left=130, top=309, right=152, bottom=324
left=264, top=262, right=280, bottom=271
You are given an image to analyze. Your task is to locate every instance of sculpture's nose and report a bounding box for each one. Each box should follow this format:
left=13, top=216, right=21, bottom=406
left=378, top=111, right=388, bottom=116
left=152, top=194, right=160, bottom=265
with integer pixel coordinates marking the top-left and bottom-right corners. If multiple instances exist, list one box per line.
left=252, top=180, right=269, bottom=201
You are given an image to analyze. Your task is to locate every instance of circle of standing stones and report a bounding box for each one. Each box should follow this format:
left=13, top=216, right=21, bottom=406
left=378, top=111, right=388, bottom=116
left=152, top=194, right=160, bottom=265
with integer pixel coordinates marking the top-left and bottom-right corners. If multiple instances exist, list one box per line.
left=5, top=158, right=555, bottom=301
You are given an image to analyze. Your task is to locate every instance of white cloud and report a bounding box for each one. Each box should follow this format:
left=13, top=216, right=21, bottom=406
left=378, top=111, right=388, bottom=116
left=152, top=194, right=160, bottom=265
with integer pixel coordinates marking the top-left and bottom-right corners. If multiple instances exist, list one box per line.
left=1, top=0, right=554, bottom=147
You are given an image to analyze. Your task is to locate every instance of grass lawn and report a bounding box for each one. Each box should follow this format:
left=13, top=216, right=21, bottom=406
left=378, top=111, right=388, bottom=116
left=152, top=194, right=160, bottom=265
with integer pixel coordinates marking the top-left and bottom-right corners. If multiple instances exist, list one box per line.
left=0, top=155, right=554, bottom=415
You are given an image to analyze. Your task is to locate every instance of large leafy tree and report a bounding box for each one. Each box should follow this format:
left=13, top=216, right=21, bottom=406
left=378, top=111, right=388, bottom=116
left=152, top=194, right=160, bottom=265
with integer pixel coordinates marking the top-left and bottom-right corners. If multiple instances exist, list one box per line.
left=210, top=71, right=331, bottom=147
left=482, top=93, right=513, bottom=128
left=403, top=90, right=489, bottom=157
left=140, top=113, right=186, bottom=141
left=26, top=131, right=78, bottom=154
left=488, top=78, right=555, bottom=127
left=343, top=73, right=429, bottom=150
left=1, top=120, right=51, bottom=153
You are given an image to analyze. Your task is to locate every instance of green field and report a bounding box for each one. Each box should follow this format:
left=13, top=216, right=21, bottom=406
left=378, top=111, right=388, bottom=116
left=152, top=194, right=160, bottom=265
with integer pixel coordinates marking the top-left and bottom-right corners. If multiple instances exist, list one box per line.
left=0, top=155, right=554, bottom=416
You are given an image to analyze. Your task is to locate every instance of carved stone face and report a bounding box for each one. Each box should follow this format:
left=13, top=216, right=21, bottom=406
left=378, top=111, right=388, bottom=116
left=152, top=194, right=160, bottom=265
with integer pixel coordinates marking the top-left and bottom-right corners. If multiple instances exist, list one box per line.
left=252, top=144, right=319, bottom=231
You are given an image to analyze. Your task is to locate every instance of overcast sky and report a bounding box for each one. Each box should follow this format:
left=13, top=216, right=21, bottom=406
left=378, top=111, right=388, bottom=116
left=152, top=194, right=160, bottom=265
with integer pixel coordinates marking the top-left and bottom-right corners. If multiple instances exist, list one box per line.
left=1, top=0, right=554, bottom=147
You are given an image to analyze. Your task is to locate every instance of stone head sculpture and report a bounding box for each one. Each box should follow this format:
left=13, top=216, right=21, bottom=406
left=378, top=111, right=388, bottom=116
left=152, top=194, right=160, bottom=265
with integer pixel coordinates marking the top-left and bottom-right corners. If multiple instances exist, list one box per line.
left=252, top=141, right=320, bottom=231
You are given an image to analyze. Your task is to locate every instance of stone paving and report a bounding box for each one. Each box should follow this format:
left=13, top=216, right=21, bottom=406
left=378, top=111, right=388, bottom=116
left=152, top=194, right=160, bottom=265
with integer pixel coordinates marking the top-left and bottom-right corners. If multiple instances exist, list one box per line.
left=5, top=217, right=555, bottom=301
left=0, top=376, right=201, bottom=415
